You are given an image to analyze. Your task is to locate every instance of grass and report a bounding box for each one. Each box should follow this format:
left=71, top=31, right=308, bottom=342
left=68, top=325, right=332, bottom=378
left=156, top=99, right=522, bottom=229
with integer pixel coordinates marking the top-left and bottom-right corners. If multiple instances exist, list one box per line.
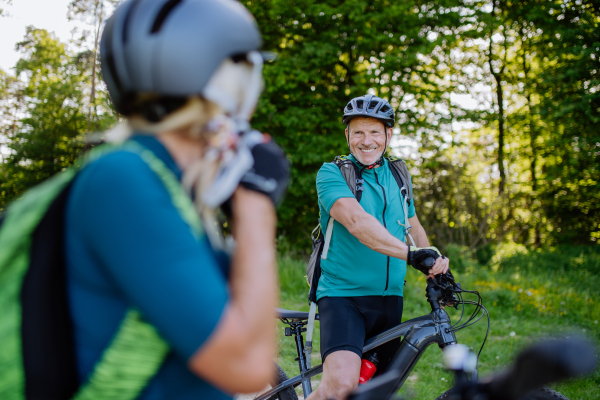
left=275, top=244, right=600, bottom=399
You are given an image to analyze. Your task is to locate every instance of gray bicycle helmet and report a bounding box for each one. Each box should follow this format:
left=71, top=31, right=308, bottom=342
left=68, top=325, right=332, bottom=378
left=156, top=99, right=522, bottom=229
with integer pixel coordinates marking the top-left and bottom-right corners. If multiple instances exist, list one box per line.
left=342, top=94, right=395, bottom=127
left=100, top=0, right=262, bottom=121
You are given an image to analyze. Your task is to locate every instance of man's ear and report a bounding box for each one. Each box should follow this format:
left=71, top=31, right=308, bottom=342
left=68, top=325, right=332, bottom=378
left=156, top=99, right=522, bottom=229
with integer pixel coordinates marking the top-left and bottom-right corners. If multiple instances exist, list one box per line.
left=345, top=127, right=349, bottom=142
left=386, top=127, right=393, bottom=141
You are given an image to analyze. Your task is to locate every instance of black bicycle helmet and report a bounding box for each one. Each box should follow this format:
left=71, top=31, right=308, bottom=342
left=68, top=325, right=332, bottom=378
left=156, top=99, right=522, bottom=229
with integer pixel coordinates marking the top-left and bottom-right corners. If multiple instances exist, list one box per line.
left=100, top=0, right=262, bottom=120
left=342, top=94, right=395, bottom=127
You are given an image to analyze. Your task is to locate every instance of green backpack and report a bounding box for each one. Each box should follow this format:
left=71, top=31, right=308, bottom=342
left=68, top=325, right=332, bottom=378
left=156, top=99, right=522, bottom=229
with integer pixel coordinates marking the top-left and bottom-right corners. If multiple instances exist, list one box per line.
left=0, top=142, right=203, bottom=400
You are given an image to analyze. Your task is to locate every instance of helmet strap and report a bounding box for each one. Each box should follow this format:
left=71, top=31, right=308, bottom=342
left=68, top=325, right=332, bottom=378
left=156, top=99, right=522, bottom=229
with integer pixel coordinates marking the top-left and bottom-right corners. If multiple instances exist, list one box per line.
left=202, top=51, right=264, bottom=134
left=234, top=51, right=264, bottom=132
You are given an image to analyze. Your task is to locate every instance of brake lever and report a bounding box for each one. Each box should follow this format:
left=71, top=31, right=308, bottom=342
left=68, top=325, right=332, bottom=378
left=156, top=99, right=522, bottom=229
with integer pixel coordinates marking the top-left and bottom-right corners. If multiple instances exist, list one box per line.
left=434, top=269, right=461, bottom=309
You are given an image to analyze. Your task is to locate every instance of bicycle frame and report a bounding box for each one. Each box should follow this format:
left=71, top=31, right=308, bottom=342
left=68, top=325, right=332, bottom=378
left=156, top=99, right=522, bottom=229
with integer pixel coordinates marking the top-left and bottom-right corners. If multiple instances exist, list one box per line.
left=258, top=282, right=458, bottom=399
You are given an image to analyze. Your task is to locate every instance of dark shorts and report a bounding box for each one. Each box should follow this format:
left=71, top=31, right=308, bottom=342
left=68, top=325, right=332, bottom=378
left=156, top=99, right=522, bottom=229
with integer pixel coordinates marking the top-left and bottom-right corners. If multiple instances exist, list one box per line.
left=318, top=296, right=403, bottom=367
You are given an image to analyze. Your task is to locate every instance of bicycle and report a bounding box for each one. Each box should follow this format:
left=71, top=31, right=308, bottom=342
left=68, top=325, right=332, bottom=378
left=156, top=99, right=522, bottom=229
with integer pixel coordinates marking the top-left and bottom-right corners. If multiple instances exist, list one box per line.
left=348, top=335, right=598, bottom=400
left=253, top=269, right=493, bottom=400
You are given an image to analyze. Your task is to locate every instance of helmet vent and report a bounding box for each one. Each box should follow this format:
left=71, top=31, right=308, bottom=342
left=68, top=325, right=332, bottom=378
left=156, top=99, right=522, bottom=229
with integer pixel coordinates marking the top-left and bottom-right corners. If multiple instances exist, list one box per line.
left=368, top=100, right=378, bottom=110
left=380, top=105, right=390, bottom=112
left=355, top=100, right=364, bottom=110
left=151, top=0, right=183, bottom=34
left=123, top=0, right=142, bottom=43
left=346, top=104, right=353, bottom=111
left=231, top=53, right=248, bottom=63
left=102, top=15, right=123, bottom=93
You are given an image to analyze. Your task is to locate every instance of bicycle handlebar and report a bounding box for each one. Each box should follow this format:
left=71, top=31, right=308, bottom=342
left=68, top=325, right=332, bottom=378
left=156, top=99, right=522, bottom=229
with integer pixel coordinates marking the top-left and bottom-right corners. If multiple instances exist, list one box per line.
left=481, top=337, right=598, bottom=400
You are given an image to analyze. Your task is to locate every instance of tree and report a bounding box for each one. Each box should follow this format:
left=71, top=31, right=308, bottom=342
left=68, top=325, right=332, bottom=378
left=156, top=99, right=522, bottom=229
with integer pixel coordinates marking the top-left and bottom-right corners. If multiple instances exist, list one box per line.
left=247, top=0, right=473, bottom=249
left=528, top=0, right=600, bottom=244
left=67, top=0, right=119, bottom=132
left=0, top=28, right=116, bottom=207
left=486, top=0, right=509, bottom=195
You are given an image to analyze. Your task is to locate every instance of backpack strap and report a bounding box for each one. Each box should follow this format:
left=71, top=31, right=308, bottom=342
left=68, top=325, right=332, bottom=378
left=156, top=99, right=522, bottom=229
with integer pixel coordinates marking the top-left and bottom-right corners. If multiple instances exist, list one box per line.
left=320, top=217, right=334, bottom=260
left=318, top=155, right=361, bottom=263
left=320, top=155, right=358, bottom=264
left=332, top=155, right=412, bottom=205
left=304, top=301, right=318, bottom=369
left=387, top=156, right=412, bottom=205
left=386, top=156, right=417, bottom=246
left=332, top=155, right=364, bottom=202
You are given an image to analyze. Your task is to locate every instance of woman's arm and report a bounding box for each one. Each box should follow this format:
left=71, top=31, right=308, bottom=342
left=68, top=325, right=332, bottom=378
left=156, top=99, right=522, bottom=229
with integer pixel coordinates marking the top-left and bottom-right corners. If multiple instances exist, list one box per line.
left=188, top=188, right=278, bottom=393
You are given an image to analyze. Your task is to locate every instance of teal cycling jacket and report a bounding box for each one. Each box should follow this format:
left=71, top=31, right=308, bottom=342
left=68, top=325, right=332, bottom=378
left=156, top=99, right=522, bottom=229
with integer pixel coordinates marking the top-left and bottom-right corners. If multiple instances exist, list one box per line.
left=315, top=155, right=416, bottom=300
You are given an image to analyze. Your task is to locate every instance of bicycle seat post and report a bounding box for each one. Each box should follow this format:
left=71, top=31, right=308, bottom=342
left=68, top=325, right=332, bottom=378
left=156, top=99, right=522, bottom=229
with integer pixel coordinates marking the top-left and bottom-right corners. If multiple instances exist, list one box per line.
left=285, top=320, right=313, bottom=396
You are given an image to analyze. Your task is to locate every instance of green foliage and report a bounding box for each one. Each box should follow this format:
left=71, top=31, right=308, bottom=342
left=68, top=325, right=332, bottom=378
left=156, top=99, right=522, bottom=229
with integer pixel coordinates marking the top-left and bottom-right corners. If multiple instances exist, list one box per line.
left=276, top=246, right=600, bottom=398
left=0, top=27, right=117, bottom=208
left=457, top=0, right=600, bottom=246
left=0, top=0, right=598, bottom=250
left=0, top=28, right=85, bottom=205
left=527, top=2, right=600, bottom=244
left=248, top=0, right=470, bottom=249
left=248, top=0, right=599, bottom=250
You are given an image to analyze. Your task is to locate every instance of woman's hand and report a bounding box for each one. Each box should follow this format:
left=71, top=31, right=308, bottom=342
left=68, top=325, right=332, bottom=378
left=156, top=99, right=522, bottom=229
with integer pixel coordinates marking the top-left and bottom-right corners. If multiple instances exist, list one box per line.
left=239, top=135, right=290, bottom=206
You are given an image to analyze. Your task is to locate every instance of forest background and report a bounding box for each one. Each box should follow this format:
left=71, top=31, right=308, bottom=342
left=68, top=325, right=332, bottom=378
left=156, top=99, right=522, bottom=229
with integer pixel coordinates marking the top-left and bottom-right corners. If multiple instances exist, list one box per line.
left=1, top=0, right=599, bottom=397
left=1, top=0, right=598, bottom=252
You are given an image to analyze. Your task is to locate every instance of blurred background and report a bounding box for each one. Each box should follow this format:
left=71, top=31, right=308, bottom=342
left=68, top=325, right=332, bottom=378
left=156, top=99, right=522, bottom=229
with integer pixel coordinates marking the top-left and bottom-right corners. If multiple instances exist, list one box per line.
left=0, top=0, right=598, bottom=398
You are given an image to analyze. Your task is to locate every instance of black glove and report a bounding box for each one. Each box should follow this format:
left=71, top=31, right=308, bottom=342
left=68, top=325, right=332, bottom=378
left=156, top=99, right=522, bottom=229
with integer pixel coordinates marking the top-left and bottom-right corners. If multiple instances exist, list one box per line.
left=239, top=137, right=290, bottom=206
left=407, top=246, right=444, bottom=275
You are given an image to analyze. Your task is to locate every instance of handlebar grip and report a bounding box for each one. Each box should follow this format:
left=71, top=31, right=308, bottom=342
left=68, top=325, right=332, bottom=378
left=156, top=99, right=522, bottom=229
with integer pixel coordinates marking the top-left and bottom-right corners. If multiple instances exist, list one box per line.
left=485, top=337, right=598, bottom=400
left=422, top=257, right=436, bottom=268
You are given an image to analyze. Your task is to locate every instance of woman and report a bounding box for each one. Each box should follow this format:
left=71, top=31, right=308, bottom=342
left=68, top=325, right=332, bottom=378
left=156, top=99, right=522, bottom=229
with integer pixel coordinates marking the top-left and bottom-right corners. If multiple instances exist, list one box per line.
left=64, top=0, right=288, bottom=399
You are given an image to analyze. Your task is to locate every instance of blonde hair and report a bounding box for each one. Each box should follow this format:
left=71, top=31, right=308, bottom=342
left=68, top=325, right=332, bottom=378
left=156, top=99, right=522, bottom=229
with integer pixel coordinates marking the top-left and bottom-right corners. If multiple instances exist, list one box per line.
left=103, top=97, right=221, bottom=140
left=105, top=96, right=232, bottom=249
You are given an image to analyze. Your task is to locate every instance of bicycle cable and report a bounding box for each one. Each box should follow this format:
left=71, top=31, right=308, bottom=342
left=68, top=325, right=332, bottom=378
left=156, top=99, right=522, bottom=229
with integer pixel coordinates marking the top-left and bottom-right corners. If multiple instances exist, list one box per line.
left=447, top=286, right=491, bottom=364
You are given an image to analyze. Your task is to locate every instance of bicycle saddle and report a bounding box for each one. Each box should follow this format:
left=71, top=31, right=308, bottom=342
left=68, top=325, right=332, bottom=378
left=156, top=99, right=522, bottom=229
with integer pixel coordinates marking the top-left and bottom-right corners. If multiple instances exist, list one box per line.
left=276, top=308, right=320, bottom=321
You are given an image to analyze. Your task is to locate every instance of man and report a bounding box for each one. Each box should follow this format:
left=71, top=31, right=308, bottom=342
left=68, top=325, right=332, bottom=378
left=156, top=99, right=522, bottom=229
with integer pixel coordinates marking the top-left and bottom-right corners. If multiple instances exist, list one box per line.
left=307, top=94, right=449, bottom=400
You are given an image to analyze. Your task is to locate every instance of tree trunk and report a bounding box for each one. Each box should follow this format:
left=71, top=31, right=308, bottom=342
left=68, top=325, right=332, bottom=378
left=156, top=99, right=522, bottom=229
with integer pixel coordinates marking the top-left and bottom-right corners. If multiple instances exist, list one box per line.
left=87, top=17, right=102, bottom=133
left=494, top=73, right=506, bottom=194
left=488, top=0, right=507, bottom=195
left=521, top=29, right=541, bottom=247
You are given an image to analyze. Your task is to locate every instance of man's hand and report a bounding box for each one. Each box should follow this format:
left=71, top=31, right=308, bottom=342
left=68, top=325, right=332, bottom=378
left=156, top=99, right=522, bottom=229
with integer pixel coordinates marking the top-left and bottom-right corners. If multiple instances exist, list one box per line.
left=407, top=246, right=450, bottom=278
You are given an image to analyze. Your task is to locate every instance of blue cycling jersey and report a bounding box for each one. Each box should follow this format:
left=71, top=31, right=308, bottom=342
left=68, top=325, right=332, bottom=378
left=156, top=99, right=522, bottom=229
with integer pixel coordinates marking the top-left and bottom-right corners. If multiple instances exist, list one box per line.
left=65, top=135, right=231, bottom=400
left=316, top=155, right=416, bottom=299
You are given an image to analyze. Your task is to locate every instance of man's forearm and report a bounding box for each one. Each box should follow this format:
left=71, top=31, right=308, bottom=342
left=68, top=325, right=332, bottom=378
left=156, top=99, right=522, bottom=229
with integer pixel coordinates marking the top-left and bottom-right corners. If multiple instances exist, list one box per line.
left=407, top=215, right=430, bottom=248
left=346, top=212, right=409, bottom=261
left=410, top=224, right=429, bottom=247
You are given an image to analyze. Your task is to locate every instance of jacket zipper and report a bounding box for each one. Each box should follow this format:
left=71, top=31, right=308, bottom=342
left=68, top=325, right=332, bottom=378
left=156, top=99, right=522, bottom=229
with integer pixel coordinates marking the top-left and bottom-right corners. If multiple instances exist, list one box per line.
left=374, top=170, right=390, bottom=292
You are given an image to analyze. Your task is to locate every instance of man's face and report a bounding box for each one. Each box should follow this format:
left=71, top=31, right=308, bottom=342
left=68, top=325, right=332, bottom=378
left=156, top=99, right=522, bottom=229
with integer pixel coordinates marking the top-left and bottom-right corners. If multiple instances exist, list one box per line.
left=345, top=117, right=392, bottom=166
